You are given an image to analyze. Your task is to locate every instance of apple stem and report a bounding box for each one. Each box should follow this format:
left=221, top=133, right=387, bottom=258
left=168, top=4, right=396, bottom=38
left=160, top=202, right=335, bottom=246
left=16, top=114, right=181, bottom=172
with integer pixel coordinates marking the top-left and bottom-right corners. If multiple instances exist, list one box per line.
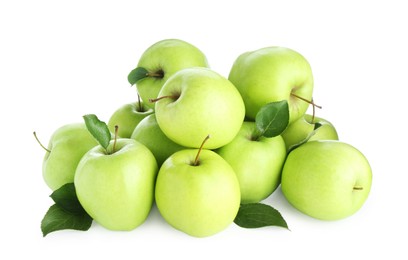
left=193, top=135, right=211, bottom=166
left=353, top=186, right=363, bottom=190
left=291, top=93, right=322, bottom=110
left=311, top=98, right=316, bottom=123
left=149, top=95, right=179, bottom=103
left=147, top=69, right=164, bottom=78
left=137, top=93, right=144, bottom=112
left=112, top=125, right=119, bottom=154
left=33, top=131, right=51, bottom=153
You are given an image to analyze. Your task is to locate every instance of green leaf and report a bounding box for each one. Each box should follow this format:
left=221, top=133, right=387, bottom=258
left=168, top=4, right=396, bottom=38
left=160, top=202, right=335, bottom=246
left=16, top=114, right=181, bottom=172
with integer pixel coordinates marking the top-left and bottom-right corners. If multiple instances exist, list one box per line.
left=50, top=183, right=85, bottom=214
left=128, top=67, right=148, bottom=85
left=255, top=100, right=289, bottom=138
left=287, top=122, right=323, bottom=153
left=234, top=203, right=289, bottom=229
left=41, top=204, right=93, bottom=237
left=83, top=114, right=111, bottom=150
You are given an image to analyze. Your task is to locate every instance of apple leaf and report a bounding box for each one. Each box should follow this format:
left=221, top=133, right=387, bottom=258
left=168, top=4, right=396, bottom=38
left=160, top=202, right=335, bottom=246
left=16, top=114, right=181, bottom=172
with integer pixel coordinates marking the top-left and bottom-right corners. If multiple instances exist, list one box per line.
left=287, top=122, right=322, bottom=153
left=83, top=114, right=111, bottom=150
left=234, top=203, right=289, bottom=229
left=41, top=183, right=93, bottom=237
left=128, top=67, right=148, bottom=85
left=255, top=100, right=289, bottom=138
left=50, top=183, right=87, bottom=215
left=41, top=204, right=93, bottom=237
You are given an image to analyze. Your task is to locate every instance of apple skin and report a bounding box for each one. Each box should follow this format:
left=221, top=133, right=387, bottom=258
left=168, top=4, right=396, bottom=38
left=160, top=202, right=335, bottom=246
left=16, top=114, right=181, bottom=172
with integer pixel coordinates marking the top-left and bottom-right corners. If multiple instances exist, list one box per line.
left=42, top=123, right=98, bottom=191
left=155, top=149, right=241, bottom=237
left=155, top=67, right=245, bottom=149
left=135, top=39, right=209, bottom=108
left=216, top=121, right=286, bottom=203
left=74, top=139, right=158, bottom=231
left=107, top=101, right=154, bottom=138
left=281, top=140, right=372, bottom=220
left=131, top=114, right=185, bottom=166
left=228, top=46, right=314, bottom=124
left=281, top=114, right=339, bottom=151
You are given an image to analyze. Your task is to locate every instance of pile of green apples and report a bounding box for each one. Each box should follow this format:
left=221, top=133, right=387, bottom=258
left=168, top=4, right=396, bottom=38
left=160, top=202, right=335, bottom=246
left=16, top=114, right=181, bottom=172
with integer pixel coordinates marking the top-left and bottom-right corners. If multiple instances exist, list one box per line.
left=37, top=39, right=372, bottom=238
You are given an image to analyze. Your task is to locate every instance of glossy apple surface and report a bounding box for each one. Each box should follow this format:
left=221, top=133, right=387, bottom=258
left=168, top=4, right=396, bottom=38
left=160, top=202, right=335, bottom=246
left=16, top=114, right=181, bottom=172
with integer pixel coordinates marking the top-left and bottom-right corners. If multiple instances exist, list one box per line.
left=107, top=101, right=153, bottom=138
left=42, top=123, right=98, bottom=190
left=155, top=149, right=240, bottom=237
left=281, top=114, right=339, bottom=150
left=135, top=39, right=209, bottom=108
left=74, top=139, right=158, bottom=230
left=216, top=121, right=286, bottom=203
left=281, top=140, right=372, bottom=220
left=228, top=46, right=313, bottom=123
left=155, top=67, right=245, bottom=149
left=131, top=114, right=185, bottom=166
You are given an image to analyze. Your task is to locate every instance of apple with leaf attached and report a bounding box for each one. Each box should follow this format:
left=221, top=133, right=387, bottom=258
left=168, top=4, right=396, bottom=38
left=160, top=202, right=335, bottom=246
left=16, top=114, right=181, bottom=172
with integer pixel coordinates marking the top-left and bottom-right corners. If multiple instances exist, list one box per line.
left=216, top=101, right=288, bottom=203
left=229, top=46, right=318, bottom=124
left=152, top=67, right=245, bottom=149
left=74, top=114, right=158, bottom=231
left=128, top=39, right=209, bottom=108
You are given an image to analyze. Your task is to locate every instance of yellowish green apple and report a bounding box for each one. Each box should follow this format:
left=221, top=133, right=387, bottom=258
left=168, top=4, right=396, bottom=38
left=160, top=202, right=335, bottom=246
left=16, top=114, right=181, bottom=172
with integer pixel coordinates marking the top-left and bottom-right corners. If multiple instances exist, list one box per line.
left=228, top=46, right=314, bottom=123
left=216, top=121, right=286, bottom=203
left=281, top=140, right=372, bottom=220
left=129, top=39, right=209, bottom=108
left=153, top=67, right=245, bottom=149
left=281, top=114, right=339, bottom=151
left=74, top=139, right=158, bottom=230
left=131, top=114, right=185, bottom=166
left=155, top=137, right=241, bottom=237
left=107, top=100, right=153, bottom=138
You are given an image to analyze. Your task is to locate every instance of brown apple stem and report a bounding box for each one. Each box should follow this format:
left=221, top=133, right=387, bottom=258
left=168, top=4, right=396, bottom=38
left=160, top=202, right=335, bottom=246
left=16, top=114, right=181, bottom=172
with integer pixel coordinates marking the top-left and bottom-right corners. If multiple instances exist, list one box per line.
left=291, top=93, right=322, bottom=109
left=33, top=131, right=51, bottom=153
left=112, top=125, right=119, bottom=153
left=149, top=95, right=179, bottom=103
left=353, top=186, right=364, bottom=190
left=193, top=135, right=211, bottom=166
left=147, top=70, right=164, bottom=78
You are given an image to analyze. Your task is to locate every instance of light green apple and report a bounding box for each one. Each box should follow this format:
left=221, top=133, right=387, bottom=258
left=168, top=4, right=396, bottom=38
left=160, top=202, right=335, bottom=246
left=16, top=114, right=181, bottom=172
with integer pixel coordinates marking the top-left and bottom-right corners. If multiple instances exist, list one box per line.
left=154, top=67, right=245, bottom=149
left=155, top=147, right=241, bottom=237
left=129, top=39, right=209, bottom=108
left=281, top=140, right=372, bottom=220
left=74, top=139, right=158, bottom=231
left=107, top=100, right=154, bottom=138
left=216, top=121, right=286, bottom=203
left=131, top=114, right=185, bottom=166
left=228, top=46, right=314, bottom=123
left=281, top=114, right=339, bottom=151
left=40, top=123, right=98, bottom=191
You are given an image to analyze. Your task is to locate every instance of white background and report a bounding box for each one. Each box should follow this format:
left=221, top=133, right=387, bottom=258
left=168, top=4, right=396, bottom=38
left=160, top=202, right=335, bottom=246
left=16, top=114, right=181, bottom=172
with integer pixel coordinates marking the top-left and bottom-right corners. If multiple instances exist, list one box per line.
left=1, top=0, right=407, bottom=259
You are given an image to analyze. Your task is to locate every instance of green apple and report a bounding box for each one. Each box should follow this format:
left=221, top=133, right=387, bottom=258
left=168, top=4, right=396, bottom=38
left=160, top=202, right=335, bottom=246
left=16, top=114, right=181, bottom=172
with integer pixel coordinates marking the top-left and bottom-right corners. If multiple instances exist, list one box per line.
left=107, top=100, right=154, bottom=138
left=216, top=121, right=286, bottom=203
left=281, top=114, right=339, bottom=151
left=153, top=67, right=245, bottom=149
left=129, top=39, right=209, bottom=108
left=155, top=139, right=241, bottom=237
left=131, top=114, right=185, bottom=166
left=281, top=140, right=372, bottom=220
left=74, top=138, right=158, bottom=231
left=228, top=46, right=314, bottom=123
left=38, top=123, right=98, bottom=191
